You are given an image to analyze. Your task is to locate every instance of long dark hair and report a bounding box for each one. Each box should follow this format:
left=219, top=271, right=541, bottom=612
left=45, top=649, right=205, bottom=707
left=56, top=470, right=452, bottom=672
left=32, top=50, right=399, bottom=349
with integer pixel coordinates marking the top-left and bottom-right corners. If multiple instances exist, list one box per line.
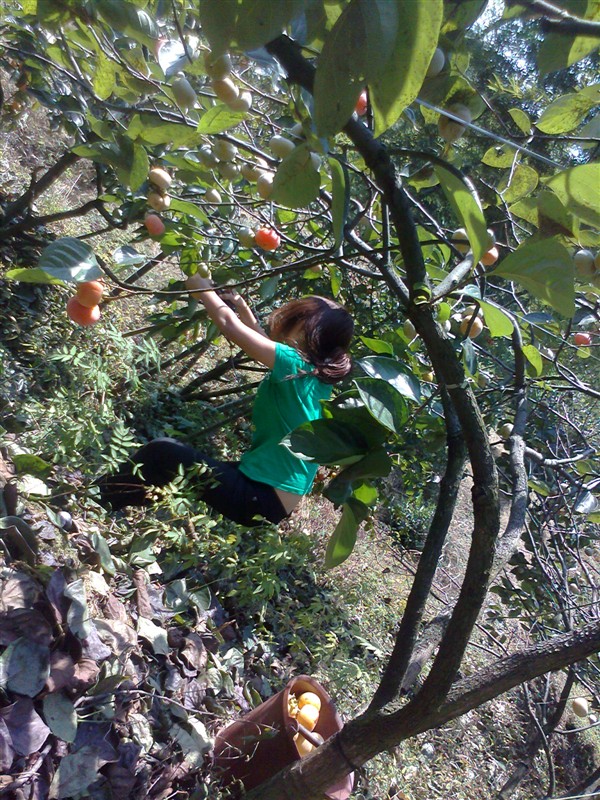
left=268, top=296, right=353, bottom=384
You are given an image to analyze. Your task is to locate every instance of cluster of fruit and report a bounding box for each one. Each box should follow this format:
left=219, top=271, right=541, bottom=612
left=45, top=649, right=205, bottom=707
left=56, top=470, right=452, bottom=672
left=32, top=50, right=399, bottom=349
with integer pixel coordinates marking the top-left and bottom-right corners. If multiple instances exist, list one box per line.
left=238, top=225, right=280, bottom=251
left=147, top=167, right=172, bottom=215
left=205, top=50, right=252, bottom=114
left=287, top=691, right=325, bottom=757
left=66, top=280, right=104, bottom=326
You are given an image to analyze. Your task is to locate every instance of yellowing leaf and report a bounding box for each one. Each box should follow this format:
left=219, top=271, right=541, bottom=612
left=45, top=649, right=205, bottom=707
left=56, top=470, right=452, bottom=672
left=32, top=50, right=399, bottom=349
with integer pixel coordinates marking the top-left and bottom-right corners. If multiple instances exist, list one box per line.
left=536, top=85, right=600, bottom=134
left=93, top=52, right=115, bottom=100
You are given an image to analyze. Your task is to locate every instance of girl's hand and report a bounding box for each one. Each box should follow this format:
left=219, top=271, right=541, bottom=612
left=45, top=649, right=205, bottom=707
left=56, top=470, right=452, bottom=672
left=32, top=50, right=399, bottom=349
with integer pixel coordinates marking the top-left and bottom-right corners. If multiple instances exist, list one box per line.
left=185, top=273, right=212, bottom=299
left=219, top=290, right=249, bottom=312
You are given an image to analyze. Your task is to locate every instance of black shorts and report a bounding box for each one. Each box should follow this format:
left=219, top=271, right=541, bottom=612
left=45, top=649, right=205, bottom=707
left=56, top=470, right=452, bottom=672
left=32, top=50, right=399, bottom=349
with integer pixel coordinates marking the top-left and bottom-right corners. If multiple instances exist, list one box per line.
left=97, top=438, right=289, bottom=527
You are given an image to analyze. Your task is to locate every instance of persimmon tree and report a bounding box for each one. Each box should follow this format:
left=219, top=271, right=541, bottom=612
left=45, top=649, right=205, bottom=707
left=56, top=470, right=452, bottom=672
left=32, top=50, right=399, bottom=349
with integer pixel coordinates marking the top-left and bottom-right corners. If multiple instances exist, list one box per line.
left=1, top=0, right=599, bottom=797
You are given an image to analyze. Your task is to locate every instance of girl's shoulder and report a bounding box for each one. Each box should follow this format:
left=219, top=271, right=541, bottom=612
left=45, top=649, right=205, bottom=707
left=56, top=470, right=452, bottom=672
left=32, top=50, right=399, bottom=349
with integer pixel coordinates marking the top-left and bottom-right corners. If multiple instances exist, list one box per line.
left=272, top=342, right=311, bottom=379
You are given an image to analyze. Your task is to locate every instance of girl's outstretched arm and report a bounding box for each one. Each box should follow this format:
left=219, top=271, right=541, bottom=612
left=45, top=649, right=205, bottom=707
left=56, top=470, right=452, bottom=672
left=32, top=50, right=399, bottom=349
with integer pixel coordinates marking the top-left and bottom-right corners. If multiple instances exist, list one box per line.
left=185, top=274, right=276, bottom=368
left=219, top=290, right=268, bottom=337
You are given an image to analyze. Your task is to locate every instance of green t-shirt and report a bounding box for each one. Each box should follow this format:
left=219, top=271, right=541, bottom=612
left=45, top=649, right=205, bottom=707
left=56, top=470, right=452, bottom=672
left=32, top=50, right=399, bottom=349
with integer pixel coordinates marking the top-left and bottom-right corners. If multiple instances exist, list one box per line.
left=239, top=343, right=332, bottom=495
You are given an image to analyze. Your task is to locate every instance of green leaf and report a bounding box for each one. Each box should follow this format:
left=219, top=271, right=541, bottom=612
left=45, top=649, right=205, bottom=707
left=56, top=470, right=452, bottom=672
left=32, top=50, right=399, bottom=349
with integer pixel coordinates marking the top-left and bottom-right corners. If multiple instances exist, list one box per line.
left=539, top=27, right=600, bottom=75
left=482, top=144, right=516, bottom=168
left=90, top=532, right=116, bottom=576
left=19, top=238, right=102, bottom=285
left=357, top=356, right=421, bottom=402
left=509, top=108, right=531, bottom=134
left=500, top=164, right=539, bottom=204
left=353, top=482, right=378, bottom=506
left=5, top=267, right=66, bottom=285
left=354, top=378, right=410, bottom=433
left=283, top=419, right=369, bottom=465
left=12, top=454, right=53, bottom=479
left=43, top=694, right=77, bottom=743
left=434, top=165, right=488, bottom=264
left=129, top=114, right=199, bottom=147
left=478, top=301, right=514, bottom=339
left=522, top=344, right=543, bottom=376
left=491, top=238, right=575, bottom=318
left=536, top=85, right=600, bottom=134
left=359, top=336, right=394, bottom=355
left=508, top=196, right=537, bottom=226
left=371, top=0, right=444, bottom=136
left=197, top=105, right=247, bottom=134
left=96, top=0, right=159, bottom=47
left=271, top=144, right=321, bottom=209
left=324, top=498, right=369, bottom=568
left=200, top=0, right=307, bottom=54
left=168, top=198, right=209, bottom=223
left=93, top=52, right=115, bottom=100
left=314, top=0, right=401, bottom=137
left=545, top=163, right=600, bottom=229
left=329, top=156, right=347, bottom=248
left=336, top=447, right=392, bottom=482
left=537, top=190, right=575, bottom=238
left=64, top=579, right=93, bottom=639
left=130, top=144, right=149, bottom=192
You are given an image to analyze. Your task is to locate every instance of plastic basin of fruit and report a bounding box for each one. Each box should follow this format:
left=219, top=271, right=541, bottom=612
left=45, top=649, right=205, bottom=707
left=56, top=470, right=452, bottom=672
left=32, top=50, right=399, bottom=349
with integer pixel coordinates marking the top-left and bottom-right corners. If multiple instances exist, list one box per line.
left=213, top=674, right=354, bottom=799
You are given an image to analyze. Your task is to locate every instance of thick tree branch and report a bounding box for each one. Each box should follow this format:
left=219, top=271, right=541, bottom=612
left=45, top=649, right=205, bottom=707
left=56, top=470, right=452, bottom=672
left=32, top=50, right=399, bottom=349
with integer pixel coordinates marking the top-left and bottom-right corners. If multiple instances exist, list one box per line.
left=1, top=150, right=80, bottom=223
left=368, top=391, right=466, bottom=711
left=247, top=621, right=600, bottom=800
left=492, top=324, right=529, bottom=578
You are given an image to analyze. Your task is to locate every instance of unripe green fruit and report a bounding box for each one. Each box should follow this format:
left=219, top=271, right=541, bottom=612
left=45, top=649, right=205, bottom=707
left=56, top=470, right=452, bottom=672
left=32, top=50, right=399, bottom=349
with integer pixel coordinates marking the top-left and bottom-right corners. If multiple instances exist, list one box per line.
left=204, top=51, right=232, bottom=81
left=228, top=91, right=252, bottom=112
left=238, top=227, right=256, bottom=248
left=574, top=249, right=596, bottom=277
left=241, top=158, right=268, bottom=183
left=218, top=161, right=241, bottom=180
left=477, top=372, right=489, bottom=388
left=198, top=145, right=219, bottom=168
left=213, top=140, right=237, bottom=161
left=499, top=423, right=513, bottom=439
left=148, top=167, right=172, bottom=192
left=426, top=47, right=445, bottom=77
left=289, top=122, right=305, bottom=140
left=204, top=188, right=221, bottom=204
left=212, top=77, right=238, bottom=105
left=439, top=103, right=472, bottom=142
left=171, top=74, right=197, bottom=110
left=572, top=698, right=589, bottom=718
left=309, top=152, right=321, bottom=171
left=403, top=319, right=416, bottom=339
left=451, top=228, right=470, bottom=254
left=147, top=191, right=170, bottom=211
left=256, top=171, right=275, bottom=199
left=269, top=135, right=295, bottom=158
